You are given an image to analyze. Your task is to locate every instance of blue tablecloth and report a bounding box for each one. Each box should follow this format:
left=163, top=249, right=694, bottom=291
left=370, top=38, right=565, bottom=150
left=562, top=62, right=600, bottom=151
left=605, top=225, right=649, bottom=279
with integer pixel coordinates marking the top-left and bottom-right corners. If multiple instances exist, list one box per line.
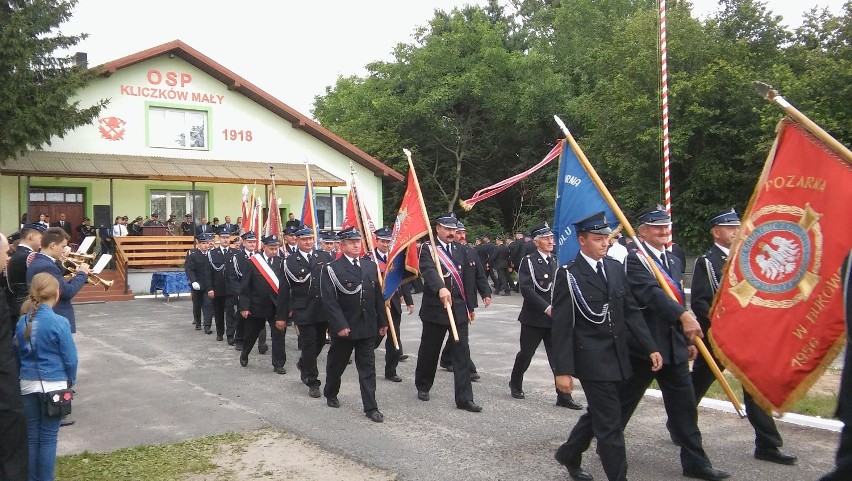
left=150, top=272, right=191, bottom=298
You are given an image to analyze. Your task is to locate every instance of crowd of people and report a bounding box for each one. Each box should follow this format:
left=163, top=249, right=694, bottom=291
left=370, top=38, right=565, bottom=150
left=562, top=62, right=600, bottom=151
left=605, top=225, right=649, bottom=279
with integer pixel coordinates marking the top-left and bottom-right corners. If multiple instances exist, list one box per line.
left=2, top=204, right=850, bottom=481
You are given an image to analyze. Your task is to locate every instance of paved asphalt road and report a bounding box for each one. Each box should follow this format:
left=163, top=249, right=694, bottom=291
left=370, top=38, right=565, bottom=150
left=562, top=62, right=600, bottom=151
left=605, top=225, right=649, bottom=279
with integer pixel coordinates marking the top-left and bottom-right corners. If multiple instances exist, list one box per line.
left=59, top=292, right=842, bottom=480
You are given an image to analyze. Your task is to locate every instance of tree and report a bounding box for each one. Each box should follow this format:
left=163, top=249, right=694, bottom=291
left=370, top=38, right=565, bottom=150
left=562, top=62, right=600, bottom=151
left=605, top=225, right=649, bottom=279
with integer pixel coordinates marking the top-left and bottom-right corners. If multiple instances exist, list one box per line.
left=0, top=0, right=106, bottom=164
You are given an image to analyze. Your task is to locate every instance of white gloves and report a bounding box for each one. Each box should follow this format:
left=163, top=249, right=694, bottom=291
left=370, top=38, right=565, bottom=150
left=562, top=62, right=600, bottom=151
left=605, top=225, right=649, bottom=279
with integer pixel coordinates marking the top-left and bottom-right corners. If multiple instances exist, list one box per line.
left=191, top=282, right=200, bottom=291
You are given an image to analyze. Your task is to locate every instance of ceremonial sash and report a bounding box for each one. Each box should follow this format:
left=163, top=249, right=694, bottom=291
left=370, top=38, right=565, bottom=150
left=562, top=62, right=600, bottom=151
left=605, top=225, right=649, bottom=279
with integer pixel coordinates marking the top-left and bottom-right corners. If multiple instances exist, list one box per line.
left=637, top=249, right=685, bottom=305
left=375, top=255, right=387, bottom=274
left=249, top=254, right=280, bottom=295
left=433, top=245, right=472, bottom=316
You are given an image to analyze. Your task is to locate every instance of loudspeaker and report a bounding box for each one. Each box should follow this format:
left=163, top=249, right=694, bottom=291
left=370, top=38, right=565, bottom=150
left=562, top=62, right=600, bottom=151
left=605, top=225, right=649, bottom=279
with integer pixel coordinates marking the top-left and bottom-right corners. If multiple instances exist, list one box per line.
left=93, top=205, right=112, bottom=228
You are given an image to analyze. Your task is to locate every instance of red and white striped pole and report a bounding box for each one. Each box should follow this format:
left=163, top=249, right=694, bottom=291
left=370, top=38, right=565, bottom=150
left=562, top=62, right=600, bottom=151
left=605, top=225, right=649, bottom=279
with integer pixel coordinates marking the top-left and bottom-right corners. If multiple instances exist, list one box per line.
left=660, top=0, right=672, bottom=247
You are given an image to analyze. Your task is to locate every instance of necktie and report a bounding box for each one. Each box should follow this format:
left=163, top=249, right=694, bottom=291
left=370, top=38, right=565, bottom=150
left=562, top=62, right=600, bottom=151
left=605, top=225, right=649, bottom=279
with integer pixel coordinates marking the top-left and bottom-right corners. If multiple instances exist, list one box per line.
left=443, top=243, right=451, bottom=257
left=596, top=261, right=607, bottom=285
left=268, top=256, right=273, bottom=266
left=353, top=258, right=359, bottom=268
left=660, top=253, right=669, bottom=273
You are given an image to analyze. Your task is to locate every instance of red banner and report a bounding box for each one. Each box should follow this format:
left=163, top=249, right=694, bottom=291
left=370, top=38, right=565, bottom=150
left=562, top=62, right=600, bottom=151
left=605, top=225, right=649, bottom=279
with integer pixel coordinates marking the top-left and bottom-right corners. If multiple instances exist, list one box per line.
left=711, top=119, right=851, bottom=412
left=383, top=168, right=429, bottom=299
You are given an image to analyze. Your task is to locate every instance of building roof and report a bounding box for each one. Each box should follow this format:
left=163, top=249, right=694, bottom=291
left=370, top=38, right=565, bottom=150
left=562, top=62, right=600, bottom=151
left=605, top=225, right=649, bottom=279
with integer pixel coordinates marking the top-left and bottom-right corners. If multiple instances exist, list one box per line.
left=1, top=151, right=346, bottom=186
left=99, top=40, right=403, bottom=182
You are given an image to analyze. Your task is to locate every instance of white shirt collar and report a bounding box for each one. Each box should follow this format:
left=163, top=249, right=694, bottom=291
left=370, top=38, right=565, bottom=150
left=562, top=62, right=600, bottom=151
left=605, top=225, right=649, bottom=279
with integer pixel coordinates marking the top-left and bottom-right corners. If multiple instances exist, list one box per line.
left=344, top=254, right=359, bottom=264
left=643, top=242, right=665, bottom=259
left=579, top=250, right=603, bottom=272
left=715, top=243, right=730, bottom=256
left=537, top=249, right=551, bottom=262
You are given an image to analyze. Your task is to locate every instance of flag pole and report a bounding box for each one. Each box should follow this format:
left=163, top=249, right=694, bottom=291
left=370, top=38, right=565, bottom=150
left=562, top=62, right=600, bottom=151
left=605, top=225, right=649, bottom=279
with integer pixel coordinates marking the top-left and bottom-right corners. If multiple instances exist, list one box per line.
left=350, top=167, right=401, bottom=350
left=753, top=82, right=852, bottom=165
left=553, top=115, right=745, bottom=418
left=404, top=148, right=459, bottom=341
left=304, top=162, right=320, bottom=245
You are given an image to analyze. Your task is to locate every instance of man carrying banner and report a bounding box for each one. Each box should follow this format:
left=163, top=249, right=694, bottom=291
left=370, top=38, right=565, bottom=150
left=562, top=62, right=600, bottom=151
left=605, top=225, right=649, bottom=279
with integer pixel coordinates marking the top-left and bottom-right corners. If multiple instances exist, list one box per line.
left=238, top=234, right=286, bottom=373
left=373, top=227, right=414, bottom=383
left=321, top=228, right=388, bottom=422
left=820, top=254, right=852, bottom=480
left=552, top=212, right=662, bottom=481
left=685, top=209, right=797, bottom=465
left=510, top=223, right=582, bottom=410
left=277, top=226, right=332, bottom=398
left=415, top=214, right=491, bottom=412
left=438, top=221, right=490, bottom=382
left=616, top=206, right=730, bottom=480
left=231, top=232, right=268, bottom=353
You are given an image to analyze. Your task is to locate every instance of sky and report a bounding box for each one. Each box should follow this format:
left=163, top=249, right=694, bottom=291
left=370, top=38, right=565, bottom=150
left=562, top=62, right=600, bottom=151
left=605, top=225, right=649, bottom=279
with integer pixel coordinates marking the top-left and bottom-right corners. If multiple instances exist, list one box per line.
left=61, top=0, right=847, bottom=118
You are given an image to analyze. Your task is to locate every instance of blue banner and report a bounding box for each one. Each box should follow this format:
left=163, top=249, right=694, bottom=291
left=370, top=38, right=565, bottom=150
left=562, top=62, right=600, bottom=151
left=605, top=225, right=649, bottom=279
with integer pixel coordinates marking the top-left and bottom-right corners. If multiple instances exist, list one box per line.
left=553, top=141, right=616, bottom=262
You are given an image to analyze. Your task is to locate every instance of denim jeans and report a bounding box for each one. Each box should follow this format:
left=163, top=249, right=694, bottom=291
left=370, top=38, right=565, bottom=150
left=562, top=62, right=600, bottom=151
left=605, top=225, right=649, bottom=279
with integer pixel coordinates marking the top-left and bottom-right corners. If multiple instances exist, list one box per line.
left=22, top=393, right=61, bottom=481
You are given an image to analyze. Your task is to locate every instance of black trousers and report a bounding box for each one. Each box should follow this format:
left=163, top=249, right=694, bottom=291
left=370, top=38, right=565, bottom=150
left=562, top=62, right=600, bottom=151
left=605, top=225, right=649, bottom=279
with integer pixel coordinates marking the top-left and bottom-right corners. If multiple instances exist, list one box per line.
left=820, top=422, right=852, bottom=481
left=510, top=324, right=554, bottom=389
left=233, top=312, right=266, bottom=346
left=440, top=338, right=477, bottom=373
left=191, top=290, right=213, bottom=327
left=0, top=408, right=28, bottom=481
left=375, top=307, right=403, bottom=377
left=298, top=322, right=328, bottom=387
left=689, top=342, right=782, bottom=450
left=324, top=336, right=377, bottom=412
left=495, top=267, right=511, bottom=293
left=556, top=380, right=628, bottom=481
left=415, top=320, right=474, bottom=405
left=211, top=294, right=233, bottom=337
left=619, top=357, right=711, bottom=471
left=241, top=316, right=284, bottom=368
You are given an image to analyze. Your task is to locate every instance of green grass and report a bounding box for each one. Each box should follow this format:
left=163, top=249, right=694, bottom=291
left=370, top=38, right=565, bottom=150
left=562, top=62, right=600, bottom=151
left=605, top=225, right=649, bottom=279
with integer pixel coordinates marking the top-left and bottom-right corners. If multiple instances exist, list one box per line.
left=650, top=374, right=840, bottom=418
left=56, top=431, right=250, bottom=481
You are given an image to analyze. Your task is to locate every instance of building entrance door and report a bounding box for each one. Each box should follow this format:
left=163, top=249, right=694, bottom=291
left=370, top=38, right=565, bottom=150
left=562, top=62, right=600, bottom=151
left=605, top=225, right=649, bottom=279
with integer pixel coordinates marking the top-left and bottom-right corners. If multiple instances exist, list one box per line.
left=29, top=188, right=86, bottom=245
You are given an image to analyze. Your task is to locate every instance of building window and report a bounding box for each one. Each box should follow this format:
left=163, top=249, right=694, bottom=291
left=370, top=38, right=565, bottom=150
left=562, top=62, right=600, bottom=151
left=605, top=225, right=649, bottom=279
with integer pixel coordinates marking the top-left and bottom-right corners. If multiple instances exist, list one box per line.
left=151, top=190, right=207, bottom=220
left=148, top=106, right=208, bottom=150
left=315, top=194, right=346, bottom=230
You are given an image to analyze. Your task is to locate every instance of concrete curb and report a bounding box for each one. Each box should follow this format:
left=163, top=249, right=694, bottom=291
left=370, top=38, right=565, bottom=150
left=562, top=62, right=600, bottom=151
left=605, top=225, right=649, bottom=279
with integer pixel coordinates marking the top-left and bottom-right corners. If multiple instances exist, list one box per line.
left=645, top=389, right=843, bottom=432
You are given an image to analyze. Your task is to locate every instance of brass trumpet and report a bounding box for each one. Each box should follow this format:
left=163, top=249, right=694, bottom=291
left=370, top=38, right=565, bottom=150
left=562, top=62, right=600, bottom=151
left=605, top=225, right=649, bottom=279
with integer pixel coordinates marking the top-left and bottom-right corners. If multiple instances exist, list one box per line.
left=65, top=252, right=96, bottom=263
left=61, top=256, right=114, bottom=290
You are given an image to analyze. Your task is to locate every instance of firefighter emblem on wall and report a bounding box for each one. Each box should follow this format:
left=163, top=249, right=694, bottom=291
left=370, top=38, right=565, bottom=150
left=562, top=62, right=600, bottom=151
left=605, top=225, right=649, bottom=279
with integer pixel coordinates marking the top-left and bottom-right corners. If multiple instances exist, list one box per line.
left=98, top=116, right=126, bottom=141
left=727, top=203, right=822, bottom=309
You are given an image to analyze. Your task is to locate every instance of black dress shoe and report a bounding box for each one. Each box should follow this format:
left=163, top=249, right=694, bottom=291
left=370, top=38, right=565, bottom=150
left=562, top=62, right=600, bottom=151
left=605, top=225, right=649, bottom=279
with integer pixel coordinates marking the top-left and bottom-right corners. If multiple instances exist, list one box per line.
left=470, top=372, right=481, bottom=382
left=227, top=336, right=235, bottom=345
left=258, top=344, right=269, bottom=354
left=754, top=448, right=797, bottom=465
left=399, top=354, right=409, bottom=362
left=556, top=396, right=583, bottom=410
left=385, top=374, right=402, bottom=382
left=456, top=401, right=482, bottom=412
left=216, top=335, right=223, bottom=341
left=195, top=324, right=202, bottom=330
left=308, top=386, right=321, bottom=398
left=239, top=356, right=248, bottom=367
left=366, top=410, right=384, bottom=423
left=417, top=391, right=430, bottom=401
left=204, top=328, right=213, bottom=334
left=509, top=382, right=525, bottom=399
left=234, top=343, right=243, bottom=351
left=440, top=363, right=454, bottom=372
left=274, top=367, right=286, bottom=375
left=682, top=466, right=731, bottom=480
left=326, top=397, right=340, bottom=408
left=565, top=465, right=593, bottom=481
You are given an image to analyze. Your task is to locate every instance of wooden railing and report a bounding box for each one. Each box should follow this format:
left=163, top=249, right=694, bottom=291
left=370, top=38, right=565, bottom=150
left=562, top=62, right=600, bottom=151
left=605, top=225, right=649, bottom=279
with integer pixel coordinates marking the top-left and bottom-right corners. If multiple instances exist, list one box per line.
left=114, top=236, right=195, bottom=294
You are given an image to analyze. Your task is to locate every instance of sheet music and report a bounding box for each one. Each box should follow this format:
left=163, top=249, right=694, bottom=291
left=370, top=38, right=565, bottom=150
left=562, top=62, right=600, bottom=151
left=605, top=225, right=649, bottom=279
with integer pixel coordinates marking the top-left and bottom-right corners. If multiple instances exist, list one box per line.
left=92, top=254, right=111, bottom=274
left=77, top=236, right=96, bottom=254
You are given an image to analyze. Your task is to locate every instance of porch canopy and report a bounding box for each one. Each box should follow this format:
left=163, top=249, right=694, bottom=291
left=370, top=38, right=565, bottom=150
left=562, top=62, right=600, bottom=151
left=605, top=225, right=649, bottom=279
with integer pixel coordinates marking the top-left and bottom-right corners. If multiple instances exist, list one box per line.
left=2, top=151, right=346, bottom=186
